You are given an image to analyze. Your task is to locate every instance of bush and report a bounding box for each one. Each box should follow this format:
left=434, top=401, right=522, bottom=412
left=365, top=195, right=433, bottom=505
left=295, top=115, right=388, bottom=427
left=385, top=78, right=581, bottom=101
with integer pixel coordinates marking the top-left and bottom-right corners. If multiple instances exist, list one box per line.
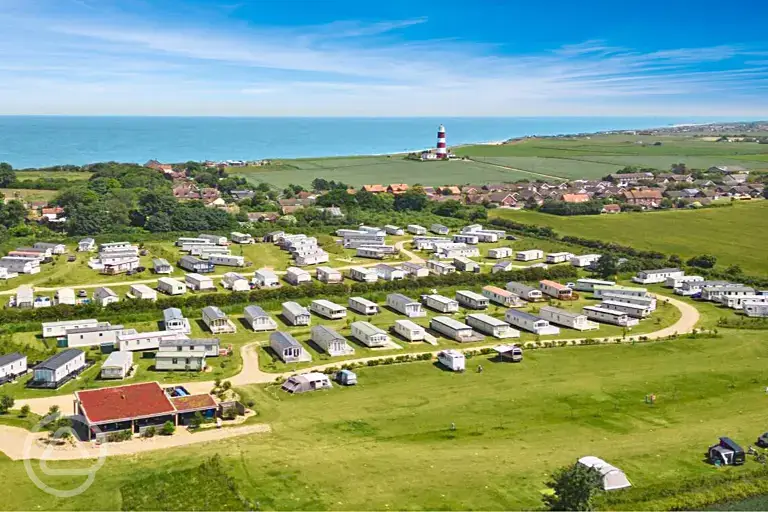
left=0, top=394, right=14, bottom=414
left=161, top=421, right=176, bottom=436
left=143, top=426, right=156, bottom=438
left=19, top=404, right=30, bottom=417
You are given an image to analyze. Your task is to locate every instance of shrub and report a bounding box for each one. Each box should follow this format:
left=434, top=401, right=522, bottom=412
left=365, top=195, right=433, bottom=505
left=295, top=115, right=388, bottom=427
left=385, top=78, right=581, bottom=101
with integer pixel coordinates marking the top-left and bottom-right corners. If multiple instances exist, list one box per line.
left=0, top=394, right=14, bottom=414
left=161, top=421, right=176, bottom=436
left=19, top=404, right=30, bottom=417
left=143, top=426, right=156, bottom=438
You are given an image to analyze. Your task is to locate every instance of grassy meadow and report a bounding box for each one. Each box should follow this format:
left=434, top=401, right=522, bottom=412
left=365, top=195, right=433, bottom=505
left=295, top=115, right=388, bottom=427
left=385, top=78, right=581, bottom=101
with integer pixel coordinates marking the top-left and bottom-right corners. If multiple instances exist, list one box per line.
left=491, top=201, right=768, bottom=274
left=0, top=188, right=59, bottom=202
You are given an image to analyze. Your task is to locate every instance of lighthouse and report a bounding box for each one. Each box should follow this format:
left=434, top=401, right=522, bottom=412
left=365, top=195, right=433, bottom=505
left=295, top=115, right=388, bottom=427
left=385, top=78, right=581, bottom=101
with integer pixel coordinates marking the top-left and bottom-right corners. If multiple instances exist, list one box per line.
left=436, top=124, right=447, bottom=159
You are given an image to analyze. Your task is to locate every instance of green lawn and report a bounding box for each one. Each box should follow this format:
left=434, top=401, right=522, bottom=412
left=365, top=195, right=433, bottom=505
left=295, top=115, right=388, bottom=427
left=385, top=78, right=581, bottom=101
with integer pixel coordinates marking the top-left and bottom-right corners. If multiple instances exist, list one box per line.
left=14, top=170, right=93, bottom=181
left=0, top=188, right=59, bottom=202
left=491, top=201, right=768, bottom=274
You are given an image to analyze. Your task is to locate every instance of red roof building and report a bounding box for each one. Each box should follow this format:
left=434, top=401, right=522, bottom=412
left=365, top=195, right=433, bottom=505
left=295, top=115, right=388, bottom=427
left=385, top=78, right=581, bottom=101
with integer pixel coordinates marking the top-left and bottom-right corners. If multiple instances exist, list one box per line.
left=387, top=184, right=409, bottom=194
left=171, top=394, right=218, bottom=413
left=561, top=193, right=590, bottom=203
left=75, top=382, right=175, bottom=425
left=362, top=184, right=386, bottom=193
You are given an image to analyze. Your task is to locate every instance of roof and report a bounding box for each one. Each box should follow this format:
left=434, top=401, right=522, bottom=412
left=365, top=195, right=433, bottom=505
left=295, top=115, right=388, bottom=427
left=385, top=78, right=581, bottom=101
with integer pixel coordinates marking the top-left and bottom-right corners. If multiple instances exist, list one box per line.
left=102, top=351, right=133, bottom=368
left=171, top=394, right=218, bottom=412
left=153, top=258, right=171, bottom=268
left=433, top=316, right=472, bottom=330
left=395, top=319, right=424, bottom=330
left=282, top=301, right=309, bottom=316
left=540, top=280, right=570, bottom=291
left=467, top=313, right=507, bottom=327
left=0, top=352, right=26, bottom=367
left=311, top=325, right=345, bottom=340
left=159, top=338, right=219, bottom=348
left=202, top=306, right=226, bottom=320
left=640, top=267, right=682, bottom=275
left=456, top=290, right=485, bottom=300
left=562, top=193, right=590, bottom=203
left=483, top=285, right=512, bottom=296
left=540, top=306, right=584, bottom=319
left=505, top=309, right=546, bottom=322
left=163, top=307, right=184, bottom=322
left=270, top=331, right=301, bottom=350
left=426, top=294, right=456, bottom=305
left=312, top=299, right=345, bottom=310
left=76, top=382, right=175, bottom=424
left=36, top=349, right=83, bottom=370
left=130, top=284, right=156, bottom=294
left=583, top=305, right=627, bottom=316
left=350, top=296, right=377, bottom=306
left=352, top=321, right=386, bottom=336
left=388, top=293, right=418, bottom=304
left=67, top=324, right=124, bottom=335
left=244, top=305, right=269, bottom=317
left=94, top=287, right=117, bottom=299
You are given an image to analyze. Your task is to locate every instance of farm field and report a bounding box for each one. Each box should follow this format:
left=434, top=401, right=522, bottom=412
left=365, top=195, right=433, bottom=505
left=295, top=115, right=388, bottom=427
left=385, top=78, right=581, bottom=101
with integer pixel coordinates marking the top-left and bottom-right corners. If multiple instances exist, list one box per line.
left=2, top=328, right=768, bottom=510
left=491, top=201, right=768, bottom=274
left=14, top=170, right=92, bottom=181
left=0, top=188, right=58, bottom=202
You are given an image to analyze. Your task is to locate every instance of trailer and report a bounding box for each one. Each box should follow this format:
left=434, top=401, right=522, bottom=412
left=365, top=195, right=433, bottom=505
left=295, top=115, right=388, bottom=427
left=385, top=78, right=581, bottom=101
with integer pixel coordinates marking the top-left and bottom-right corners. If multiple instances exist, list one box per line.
left=309, top=299, right=347, bottom=320
left=348, top=296, right=379, bottom=315
left=422, top=294, right=459, bottom=313
left=466, top=314, right=520, bottom=339
left=437, top=350, right=465, bottom=372
left=393, top=319, right=426, bottom=341
left=430, top=316, right=478, bottom=342
left=455, top=290, right=489, bottom=309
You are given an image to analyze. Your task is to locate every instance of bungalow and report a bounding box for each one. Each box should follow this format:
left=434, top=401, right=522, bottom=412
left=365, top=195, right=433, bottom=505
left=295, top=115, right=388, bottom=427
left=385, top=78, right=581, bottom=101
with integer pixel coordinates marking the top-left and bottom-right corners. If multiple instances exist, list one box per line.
left=516, top=249, right=543, bottom=262
left=100, top=351, right=134, bottom=379
left=539, top=280, right=573, bottom=300
left=488, top=247, right=513, bottom=259
left=281, top=372, right=332, bottom=394
left=506, top=282, right=543, bottom=301
left=430, top=316, right=477, bottom=342
left=31, top=349, right=86, bottom=388
left=202, top=306, right=237, bottom=334
left=466, top=314, right=519, bottom=339
left=0, top=353, right=27, bottom=383
left=492, top=260, right=515, bottom=274
left=583, top=305, right=639, bottom=327
left=282, top=302, right=311, bottom=326
left=387, top=293, right=426, bottom=317
left=375, top=264, right=406, bottom=281
left=570, top=254, right=602, bottom=268
left=179, top=255, right=214, bottom=273
left=487, top=192, right=517, bottom=207
left=633, top=268, right=684, bottom=284
left=310, top=326, right=354, bottom=356
left=351, top=321, right=390, bottom=347
left=349, top=266, right=378, bottom=283
left=243, top=305, right=278, bottom=331
left=455, top=290, right=489, bottom=309
left=209, top=254, right=246, bottom=267
left=573, top=278, right=616, bottom=292
left=407, top=224, right=428, bottom=235
left=401, top=262, right=430, bottom=278
left=163, top=307, right=191, bottom=334
left=348, top=296, right=379, bottom=315
left=539, top=306, right=598, bottom=331
left=128, top=284, right=157, bottom=301
left=185, top=273, right=215, bottom=291
left=453, top=256, right=480, bottom=273
left=152, top=258, right=173, bottom=274
left=504, top=309, right=560, bottom=335
left=387, top=184, right=409, bottom=194
left=546, top=252, right=574, bottom=264
left=427, top=259, right=456, bottom=275
left=316, top=266, right=342, bottom=284
left=78, top=238, right=95, bottom=252
left=310, top=299, right=347, bottom=320
left=221, top=272, right=250, bottom=292
left=483, top=285, right=524, bottom=307
left=362, top=184, right=387, bottom=193
left=423, top=294, right=459, bottom=313
left=393, top=319, right=427, bottom=342
left=93, top=287, right=119, bottom=307
left=285, top=267, right=311, bottom=286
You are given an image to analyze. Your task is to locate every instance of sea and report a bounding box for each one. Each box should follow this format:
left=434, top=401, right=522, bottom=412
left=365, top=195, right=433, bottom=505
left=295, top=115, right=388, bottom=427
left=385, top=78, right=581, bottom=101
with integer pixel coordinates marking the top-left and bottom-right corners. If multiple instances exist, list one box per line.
left=0, top=116, right=743, bottom=169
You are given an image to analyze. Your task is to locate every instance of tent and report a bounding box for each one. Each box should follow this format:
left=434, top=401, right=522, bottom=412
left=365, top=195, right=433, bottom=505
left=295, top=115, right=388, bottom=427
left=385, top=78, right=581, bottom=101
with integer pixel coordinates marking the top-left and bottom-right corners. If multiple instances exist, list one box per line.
left=577, top=456, right=631, bottom=491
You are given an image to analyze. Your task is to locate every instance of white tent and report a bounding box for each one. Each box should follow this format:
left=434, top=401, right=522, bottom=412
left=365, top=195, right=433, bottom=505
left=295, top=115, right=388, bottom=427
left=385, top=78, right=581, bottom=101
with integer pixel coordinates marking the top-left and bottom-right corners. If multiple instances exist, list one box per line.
left=577, top=456, right=631, bottom=491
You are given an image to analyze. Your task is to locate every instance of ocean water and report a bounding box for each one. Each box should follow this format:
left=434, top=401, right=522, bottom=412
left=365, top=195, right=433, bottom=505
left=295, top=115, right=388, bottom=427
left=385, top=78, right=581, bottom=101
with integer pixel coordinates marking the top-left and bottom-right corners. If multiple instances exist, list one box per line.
left=0, top=116, right=736, bottom=168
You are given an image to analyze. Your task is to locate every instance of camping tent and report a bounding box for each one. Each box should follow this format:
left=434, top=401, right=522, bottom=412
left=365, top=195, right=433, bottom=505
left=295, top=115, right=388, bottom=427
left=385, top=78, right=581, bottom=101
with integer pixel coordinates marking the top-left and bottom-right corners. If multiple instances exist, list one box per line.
left=577, top=456, right=631, bottom=491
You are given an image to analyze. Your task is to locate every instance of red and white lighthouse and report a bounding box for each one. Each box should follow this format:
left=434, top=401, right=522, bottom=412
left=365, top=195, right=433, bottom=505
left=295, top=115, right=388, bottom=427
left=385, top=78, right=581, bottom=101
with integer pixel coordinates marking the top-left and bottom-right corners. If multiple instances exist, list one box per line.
left=436, top=124, right=447, bottom=159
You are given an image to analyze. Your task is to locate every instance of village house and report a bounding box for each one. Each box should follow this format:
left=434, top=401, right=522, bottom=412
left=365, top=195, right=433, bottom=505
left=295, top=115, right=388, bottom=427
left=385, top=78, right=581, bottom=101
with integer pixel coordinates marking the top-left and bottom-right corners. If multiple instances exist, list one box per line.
left=623, top=189, right=663, bottom=208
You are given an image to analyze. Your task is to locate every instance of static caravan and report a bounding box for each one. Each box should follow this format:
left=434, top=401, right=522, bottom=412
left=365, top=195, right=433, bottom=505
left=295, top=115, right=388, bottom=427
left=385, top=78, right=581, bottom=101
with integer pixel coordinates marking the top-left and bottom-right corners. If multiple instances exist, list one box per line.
left=42, top=319, right=99, bottom=339
left=488, top=247, right=513, bottom=259
left=282, top=302, right=311, bottom=326
left=253, top=269, right=280, bottom=288
left=492, top=260, right=514, bottom=274
left=231, top=232, right=254, bottom=244
left=701, top=285, right=756, bottom=302
left=601, top=292, right=657, bottom=311
left=351, top=321, right=390, bottom=347
left=574, top=278, right=616, bottom=293
left=310, top=326, right=354, bottom=356
left=437, top=244, right=480, bottom=259
left=209, top=254, right=246, bottom=267
left=593, top=285, right=648, bottom=299
left=375, top=264, right=406, bottom=281
left=745, top=302, right=768, bottom=318
left=15, top=285, right=34, bottom=308
left=185, top=272, right=215, bottom=291
left=221, top=272, right=250, bottom=292
left=407, top=224, right=427, bottom=235
left=437, top=350, right=465, bottom=372
left=342, top=233, right=385, bottom=249
left=413, top=237, right=452, bottom=251
left=482, top=285, right=524, bottom=307
left=31, top=349, right=86, bottom=388
left=157, top=277, right=187, bottom=296
left=199, top=233, right=228, bottom=246
left=348, top=297, right=379, bottom=315
left=349, top=266, right=378, bottom=283
left=466, top=314, right=520, bottom=339
left=285, top=267, right=311, bottom=286
left=427, top=259, right=456, bottom=275
left=192, top=245, right=231, bottom=258
left=504, top=309, right=560, bottom=335
left=633, top=268, right=684, bottom=285
left=78, top=238, right=95, bottom=252
left=163, top=307, right=191, bottom=334
left=453, top=234, right=479, bottom=245
left=387, top=294, right=426, bottom=317
left=393, top=319, right=426, bottom=341
left=158, top=338, right=219, bottom=358
left=423, top=294, right=459, bottom=313
left=570, top=254, right=602, bottom=268
left=128, top=284, right=157, bottom=301
left=243, top=305, right=278, bottom=331
left=356, top=246, right=388, bottom=259
left=455, top=290, right=489, bottom=310
left=601, top=300, right=651, bottom=319
left=402, top=262, right=430, bottom=278
left=676, top=280, right=733, bottom=296
left=430, top=316, right=477, bottom=342
left=93, top=287, right=119, bottom=307
left=152, top=258, right=173, bottom=274
left=430, top=223, right=450, bottom=235
left=474, top=230, right=501, bottom=243
left=0, top=353, right=27, bottom=382
left=0, top=256, right=41, bottom=274
left=316, top=266, right=343, bottom=284
left=100, top=351, right=133, bottom=379
left=539, top=280, right=573, bottom=300
left=0, top=266, right=18, bottom=280
left=666, top=274, right=703, bottom=289
left=546, top=252, right=575, bottom=264
left=539, top=306, right=598, bottom=331
left=202, top=306, right=237, bottom=334
left=176, top=237, right=211, bottom=248
left=35, top=241, right=66, bottom=254
left=385, top=225, right=404, bottom=236
left=516, top=249, right=544, bottom=262
left=453, top=257, right=480, bottom=273
left=310, top=299, right=347, bottom=320
left=155, top=351, right=207, bottom=371
left=506, top=282, right=543, bottom=301
left=116, top=330, right=184, bottom=352
left=720, top=294, right=768, bottom=310
left=296, top=249, right=330, bottom=265
left=53, top=288, right=75, bottom=306
left=179, top=256, right=214, bottom=273
left=583, top=306, right=639, bottom=327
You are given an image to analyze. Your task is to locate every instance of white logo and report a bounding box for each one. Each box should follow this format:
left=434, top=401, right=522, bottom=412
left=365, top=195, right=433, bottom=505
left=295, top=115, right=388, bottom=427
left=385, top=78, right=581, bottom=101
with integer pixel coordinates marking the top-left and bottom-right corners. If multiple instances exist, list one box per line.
left=23, top=413, right=108, bottom=498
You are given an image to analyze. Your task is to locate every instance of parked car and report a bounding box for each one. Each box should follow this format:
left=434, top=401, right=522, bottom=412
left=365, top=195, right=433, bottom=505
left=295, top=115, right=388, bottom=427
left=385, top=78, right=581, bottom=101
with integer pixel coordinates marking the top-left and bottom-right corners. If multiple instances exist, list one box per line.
left=77, top=290, right=88, bottom=298
left=67, top=255, right=76, bottom=262
left=136, top=266, right=146, bottom=273
left=708, top=437, right=745, bottom=466
left=126, top=270, right=137, bottom=276
left=505, top=235, right=518, bottom=240
left=139, top=249, right=149, bottom=256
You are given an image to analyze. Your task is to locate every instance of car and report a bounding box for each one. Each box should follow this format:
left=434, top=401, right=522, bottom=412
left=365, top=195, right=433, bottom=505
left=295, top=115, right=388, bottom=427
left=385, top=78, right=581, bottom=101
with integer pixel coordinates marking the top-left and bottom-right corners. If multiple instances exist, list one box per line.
left=67, top=255, right=76, bottom=262
left=77, top=289, right=87, bottom=298
left=505, top=235, right=518, bottom=241
left=757, top=432, right=768, bottom=448
left=566, top=282, right=576, bottom=288
left=126, top=270, right=137, bottom=276
left=136, top=266, right=146, bottom=273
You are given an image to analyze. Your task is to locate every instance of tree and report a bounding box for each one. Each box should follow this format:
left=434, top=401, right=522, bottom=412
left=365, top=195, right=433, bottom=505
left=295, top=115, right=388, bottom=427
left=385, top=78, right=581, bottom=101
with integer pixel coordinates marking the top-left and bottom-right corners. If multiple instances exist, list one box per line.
left=0, top=200, right=27, bottom=227
left=0, top=394, right=14, bottom=414
left=189, top=412, right=204, bottom=429
left=19, top=404, right=30, bottom=417
left=393, top=189, right=428, bottom=211
left=47, top=404, right=61, bottom=418
left=686, top=254, right=717, bottom=269
left=543, top=462, right=603, bottom=511
left=592, top=253, right=618, bottom=279
left=0, top=163, right=16, bottom=188
left=161, top=421, right=176, bottom=435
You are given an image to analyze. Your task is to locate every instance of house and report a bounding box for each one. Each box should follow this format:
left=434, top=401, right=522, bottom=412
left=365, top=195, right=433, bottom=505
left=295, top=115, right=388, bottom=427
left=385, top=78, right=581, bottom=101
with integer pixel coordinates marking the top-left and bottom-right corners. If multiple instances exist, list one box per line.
left=202, top=306, right=237, bottom=334
left=128, top=284, right=157, bottom=301
left=152, top=258, right=173, bottom=274
left=158, top=338, right=219, bottom=358
left=285, top=267, right=311, bottom=285
left=316, top=266, right=342, bottom=284
left=583, top=305, right=639, bottom=327
left=31, top=349, right=86, bottom=388
left=281, top=372, right=332, bottom=394
left=393, top=319, right=426, bottom=342
left=362, top=184, right=386, bottom=193
left=506, top=282, right=543, bottom=301
left=423, top=294, right=459, bottom=313
left=427, top=259, right=456, bottom=275
left=487, top=192, right=517, bottom=207
left=600, top=300, right=650, bottom=319
left=93, top=287, right=119, bottom=307
left=601, top=204, right=621, bottom=214
left=349, top=266, right=378, bottom=283
left=0, top=256, right=41, bottom=275
left=482, top=285, right=524, bottom=307
left=310, top=299, right=347, bottom=320
left=455, top=290, right=489, bottom=309
left=0, top=353, right=27, bottom=383
left=708, top=165, right=748, bottom=175
left=375, top=264, right=406, bottom=281
left=54, top=288, right=76, bottom=306
left=578, top=456, right=632, bottom=491
left=573, top=278, right=616, bottom=293
left=387, top=184, right=409, bottom=194
left=401, top=262, right=430, bottom=278
left=157, top=277, right=187, bottom=296
left=78, top=238, right=95, bottom=252
left=209, top=254, right=246, bottom=267
left=539, top=280, right=573, bottom=300
left=155, top=350, right=207, bottom=371
left=431, top=316, right=477, bottom=342
left=67, top=323, right=133, bottom=348
left=453, top=257, right=480, bottom=273
left=179, top=256, right=214, bottom=274
left=15, top=285, right=34, bottom=308
left=570, top=254, right=602, bottom=267
left=310, top=326, right=354, bottom=356
left=492, top=260, right=514, bottom=274
left=623, top=189, right=663, bottom=208
left=562, top=193, right=590, bottom=203
left=351, top=322, right=390, bottom=347
left=252, top=269, right=279, bottom=288
left=185, top=273, right=215, bottom=291
left=34, top=242, right=67, bottom=255
left=516, top=249, right=543, bottom=262
left=221, top=272, right=250, bottom=292
left=546, top=252, right=575, bottom=264
left=100, top=351, right=134, bottom=379
left=407, top=224, right=428, bottom=235
left=282, top=302, right=311, bottom=326
left=466, top=314, right=519, bottom=339
left=539, top=306, right=598, bottom=331
left=163, top=308, right=191, bottom=334
left=348, top=297, right=379, bottom=315
left=437, top=350, right=466, bottom=371
left=387, top=294, right=426, bottom=317
left=384, top=225, right=404, bottom=236
left=632, top=268, right=684, bottom=284
left=488, top=247, right=513, bottom=259
left=244, top=305, right=278, bottom=331
left=504, top=309, right=560, bottom=335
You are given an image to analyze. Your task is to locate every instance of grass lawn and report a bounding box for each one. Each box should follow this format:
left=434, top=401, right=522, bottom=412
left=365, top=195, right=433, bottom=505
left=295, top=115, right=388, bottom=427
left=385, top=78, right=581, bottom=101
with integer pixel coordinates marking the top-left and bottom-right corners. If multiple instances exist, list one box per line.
left=14, top=170, right=92, bottom=181
left=490, top=201, right=768, bottom=274
left=0, top=188, right=59, bottom=202
left=2, top=328, right=768, bottom=510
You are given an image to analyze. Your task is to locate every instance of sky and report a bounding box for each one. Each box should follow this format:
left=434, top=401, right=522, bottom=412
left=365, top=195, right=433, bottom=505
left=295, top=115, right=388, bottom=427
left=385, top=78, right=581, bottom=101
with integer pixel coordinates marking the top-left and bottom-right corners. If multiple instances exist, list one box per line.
left=1, top=0, right=768, bottom=116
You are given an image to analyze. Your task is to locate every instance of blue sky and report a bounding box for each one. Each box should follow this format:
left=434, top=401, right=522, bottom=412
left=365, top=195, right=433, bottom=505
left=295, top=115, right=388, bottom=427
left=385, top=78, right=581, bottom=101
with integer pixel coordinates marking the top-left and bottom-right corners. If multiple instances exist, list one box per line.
left=1, top=0, right=767, bottom=116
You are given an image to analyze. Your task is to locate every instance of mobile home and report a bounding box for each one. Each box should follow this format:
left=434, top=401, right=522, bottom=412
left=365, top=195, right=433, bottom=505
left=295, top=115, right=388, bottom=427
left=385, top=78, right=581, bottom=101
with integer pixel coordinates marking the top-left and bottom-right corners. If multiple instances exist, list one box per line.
left=282, top=302, right=311, bottom=326
left=231, top=232, right=254, bottom=244
left=744, top=302, right=768, bottom=318
left=455, top=290, right=489, bottom=309
left=492, top=260, right=514, bottom=274
left=583, top=306, right=639, bottom=327
left=546, top=252, right=574, bottom=264
left=202, top=306, right=237, bottom=334
left=488, top=247, right=513, bottom=259
left=375, top=264, right=406, bottom=281
left=422, top=294, right=459, bottom=313
left=539, top=306, right=599, bottom=331
left=482, top=285, right=524, bottom=307
left=633, top=268, right=684, bottom=285
left=504, top=309, right=560, bottom=335
left=310, top=326, right=354, bottom=356
left=310, top=299, right=347, bottom=320
left=0, top=353, right=27, bottom=382
left=155, top=351, right=207, bottom=371
left=31, top=349, right=86, bottom=388
left=407, top=224, right=427, bottom=235
left=42, top=319, right=99, bottom=339
left=209, top=254, right=246, bottom=267
left=600, top=300, right=651, bottom=319
left=356, top=247, right=389, bottom=259
left=452, top=234, right=479, bottom=245
left=539, top=280, right=573, bottom=300
left=601, top=292, right=657, bottom=311
left=427, top=259, right=456, bottom=275
left=349, top=266, right=378, bottom=283
left=348, top=296, right=378, bottom=315
left=506, top=282, right=543, bottom=301
left=516, top=249, right=543, bottom=262
left=253, top=269, right=279, bottom=288
left=453, top=257, right=480, bottom=273
left=393, top=319, right=426, bottom=341
left=384, top=225, right=404, bottom=235
left=570, top=254, right=602, bottom=267
left=117, top=330, right=185, bottom=352
left=430, top=316, right=477, bottom=342
left=179, top=255, right=214, bottom=273
left=152, top=258, right=173, bottom=274
left=93, top=287, right=119, bottom=307
left=157, top=277, right=187, bottom=296
left=185, top=272, right=215, bottom=291
left=386, top=294, right=426, bottom=317
left=100, top=351, right=133, bottom=379
left=163, top=307, right=191, bottom=334
left=221, top=272, right=250, bottom=292
left=316, top=266, right=342, bottom=284
left=128, top=284, right=157, bottom=301
left=66, top=323, right=133, bottom=348
left=270, top=332, right=311, bottom=363
left=351, top=322, right=390, bottom=347
left=593, top=285, right=649, bottom=299
left=666, top=275, right=704, bottom=289
left=199, top=233, right=228, bottom=246
left=466, top=314, right=520, bottom=339
left=430, top=223, right=450, bottom=235
left=285, top=267, right=311, bottom=285
left=402, top=262, right=430, bottom=278
left=573, top=278, right=616, bottom=293
left=437, top=350, right=465, bottom=372
left=243, top=305, right=278, bottom=331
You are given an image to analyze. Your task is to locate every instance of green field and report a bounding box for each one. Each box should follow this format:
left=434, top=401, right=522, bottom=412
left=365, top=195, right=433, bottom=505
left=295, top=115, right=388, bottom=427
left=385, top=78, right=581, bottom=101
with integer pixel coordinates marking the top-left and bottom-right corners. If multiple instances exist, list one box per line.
left=3, top=324, right=768, bottom=510
left=0, top=188, right=59, bottom=202
left=14, top=170, right=92, bottom=181
left=491, top=201, right=768, bottom=274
